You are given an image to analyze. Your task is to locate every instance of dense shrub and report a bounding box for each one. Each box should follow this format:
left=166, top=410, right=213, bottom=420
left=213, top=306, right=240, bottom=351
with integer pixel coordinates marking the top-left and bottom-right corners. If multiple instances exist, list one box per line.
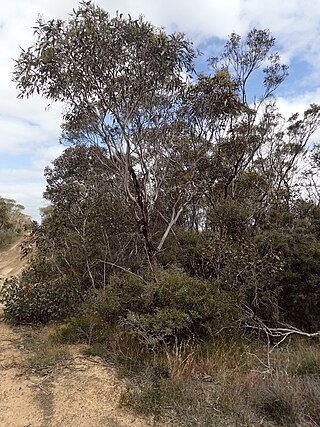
left=122, top=308, right=193, bottom=349
left=74, top=269, right=242, bottom=347
left=0, top=272, right=82, bottom=324
left=254, top=225, right=320, bottom=331
left=161, top=223, right=320, bottom=332
left=92, top=273, right=154, bottom=322
left=154, top=268, right=242, bottom=335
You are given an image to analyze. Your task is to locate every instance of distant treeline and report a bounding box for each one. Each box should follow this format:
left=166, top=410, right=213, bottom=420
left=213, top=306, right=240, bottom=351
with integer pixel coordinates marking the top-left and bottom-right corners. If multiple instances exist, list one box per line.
left=0, top=196, right=32, bottom=249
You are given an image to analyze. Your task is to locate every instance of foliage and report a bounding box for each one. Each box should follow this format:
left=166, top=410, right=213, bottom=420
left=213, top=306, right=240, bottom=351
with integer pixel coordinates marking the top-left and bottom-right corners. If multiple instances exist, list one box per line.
left=13, top=1, right=202, bottom=263
left=0, top=266, right=82, bottom=324
left=122, top=308, right=192, bottom=349
left=40, top=146, right=140, bottom=285
left=55, top=269, right=241, bottom=350
left=0, top=196, right=31, bottom=248
left=4, top=8, right=320, bottom=426
left=8, top=2, right=320, bottom=340
left=254, top=223, right=320, bottom=330
left=0, top=230, right=19, bottom=250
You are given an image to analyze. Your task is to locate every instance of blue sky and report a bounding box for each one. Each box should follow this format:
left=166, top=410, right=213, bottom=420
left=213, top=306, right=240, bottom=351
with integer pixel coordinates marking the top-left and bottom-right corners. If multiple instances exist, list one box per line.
left=0, top=0, right=319, bottom=221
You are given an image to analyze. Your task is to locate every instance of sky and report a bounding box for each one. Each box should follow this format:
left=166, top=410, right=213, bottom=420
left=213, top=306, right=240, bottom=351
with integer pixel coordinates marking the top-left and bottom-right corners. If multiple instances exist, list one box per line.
left=0, top=0, right=320, bottom=221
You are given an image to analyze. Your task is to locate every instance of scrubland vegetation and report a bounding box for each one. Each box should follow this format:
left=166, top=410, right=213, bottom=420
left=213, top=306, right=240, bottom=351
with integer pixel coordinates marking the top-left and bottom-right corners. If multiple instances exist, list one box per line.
left=1, top=2, right=320, bottom=425
left=0, top=196, right=31, bottom=249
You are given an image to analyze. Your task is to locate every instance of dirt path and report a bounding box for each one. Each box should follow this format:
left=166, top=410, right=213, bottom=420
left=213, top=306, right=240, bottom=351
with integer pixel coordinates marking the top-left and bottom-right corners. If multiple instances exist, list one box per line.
left=0, top=239, right=151, bottom=427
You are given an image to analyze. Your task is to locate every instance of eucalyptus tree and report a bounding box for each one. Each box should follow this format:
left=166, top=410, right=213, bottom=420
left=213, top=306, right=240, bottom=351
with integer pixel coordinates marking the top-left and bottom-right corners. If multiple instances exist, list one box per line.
left=42, top=146, right=137, bottom=286
left=198, top=29, right=289, bottom=208
left=14, top=0, right=320, bottom=264
left=0, top=197, right=30, bottom=233
left=199, top=30, right=320, bottom=230
left=13, top=1, right=201, bottom=263
left=0, top=197, right=31, bottom=248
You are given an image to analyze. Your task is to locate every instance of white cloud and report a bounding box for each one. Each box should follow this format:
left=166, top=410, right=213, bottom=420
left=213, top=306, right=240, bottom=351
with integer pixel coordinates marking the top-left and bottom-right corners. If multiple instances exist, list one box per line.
left=276, top=90, right=320, bottom=147
left=32, top=145, right=65, bottom=171
left=0, top=169, right=46, bottom=221
left=277, top=88, right=320, bottom=118
left=0, top=116, right=53, bottom=155
left=240, top=1, right=320, bottom=82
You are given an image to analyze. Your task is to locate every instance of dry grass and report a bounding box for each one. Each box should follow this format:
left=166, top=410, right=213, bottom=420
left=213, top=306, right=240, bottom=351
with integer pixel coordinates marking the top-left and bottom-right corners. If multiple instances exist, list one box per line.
left=117, top=335, right=320, bottom=426
left=25, top=321, right=320, bottom=426
left=19, top=325, right=70, bottom=372
left=165, top=339, right=196, bottom=379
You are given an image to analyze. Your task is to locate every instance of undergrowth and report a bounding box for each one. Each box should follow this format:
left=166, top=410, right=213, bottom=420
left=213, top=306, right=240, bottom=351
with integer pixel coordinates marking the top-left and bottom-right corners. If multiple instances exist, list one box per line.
left=52, top=314, right=320, bottom=426
left=3, top=268, right=320, bottom=425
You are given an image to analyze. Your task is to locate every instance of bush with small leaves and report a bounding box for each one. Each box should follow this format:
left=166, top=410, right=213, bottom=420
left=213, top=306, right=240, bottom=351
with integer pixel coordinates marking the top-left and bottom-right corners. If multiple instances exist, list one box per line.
left=0, top=275, right=82, bottom=324
left=92, top=273, right=154, bottom=323
left=155, top=268, right=242, bottom=336
left=122, top=308, right=192, bottom=349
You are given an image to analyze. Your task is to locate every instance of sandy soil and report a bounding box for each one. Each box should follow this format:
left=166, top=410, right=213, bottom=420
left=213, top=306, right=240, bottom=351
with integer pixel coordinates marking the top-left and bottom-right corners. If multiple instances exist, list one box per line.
left=0, top=239, right=152, bottom=427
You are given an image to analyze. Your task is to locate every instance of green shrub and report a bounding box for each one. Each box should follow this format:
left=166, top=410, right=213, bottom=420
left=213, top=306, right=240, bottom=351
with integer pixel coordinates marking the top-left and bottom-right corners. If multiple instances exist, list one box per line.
left=254, top=227, right=320, bottom=331
left=122, top=308, right=192, bottom=349
left=93, top=273, right=153, bottom=323
left=56, top=315, right=110, bottom=345
left=156, top=268, right=212, bottom=313
left=78, top=269, right=241, bottom=348
left=155, top=268, right=241, bottom=335
left=0, top=276, right=82, bottom=324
